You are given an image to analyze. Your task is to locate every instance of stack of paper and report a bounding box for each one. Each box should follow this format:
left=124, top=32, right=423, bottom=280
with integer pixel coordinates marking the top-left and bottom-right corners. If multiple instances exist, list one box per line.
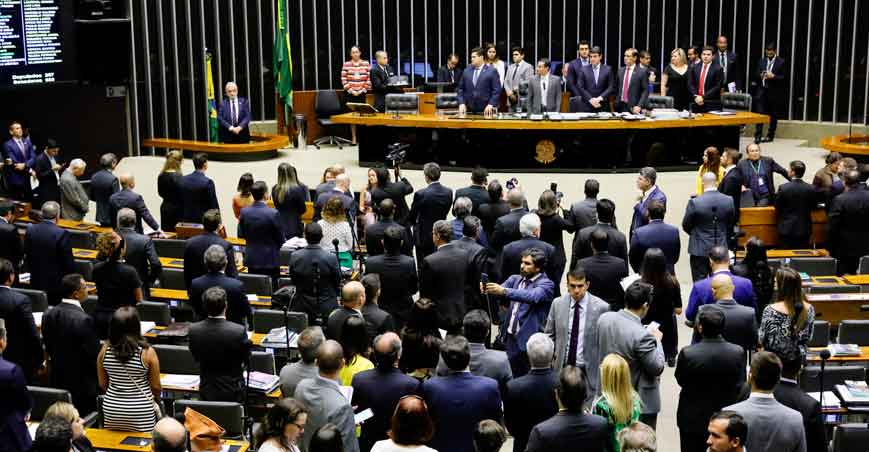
left=161, top=374, right=199, bottom=390
left=245, top=371, right=280, bottom=393
left=829, top=344, right=861, bottom=357
left=836, top=382, right=869, bottom=406
left=32, top=312, right=43, bottom=328
left=808, top=391, right=841, bottom=409
left=262, top=327, right=299, bottom=349
left=139, top=321, right=156, bottom=336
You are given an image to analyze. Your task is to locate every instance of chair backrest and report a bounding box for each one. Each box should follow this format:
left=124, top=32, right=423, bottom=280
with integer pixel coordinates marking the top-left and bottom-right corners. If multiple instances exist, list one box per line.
left=858, top=255, right=869, bottom=274
left=250, top=351, right=276, bottom=375
left=788, top=257, right=838, bottom=276
left=280, top=248, right=293, bottom=268
left=252, top=309, right=285, bottom=334
left=239, top=272, right=272, bottom=297
left=287, top=311, right=309, bottom=333
left=315, top=90, right=344, bottom=117
left=276, top=277, right=293, bottom=289
left=73, top=259, right=94, bottom=281
left=152, top=344, right=200, bottom=374
left=12, top=288, right=48, bottom=313
left=832, top=423, right=869, bottom=452
left=137, top=301, right=172, bottom=326
left=26, top=386, right=72, bottom=421
left=435, top=93, right=459, bottom=112
left=159, top=267, right=187, bottom=290
left=800, top=365, right=866, bottom=392
left=721, top=92, right=752, bottom=111
left=67, top=230, right=95, bottom=249
left=385, top=93, right=420, bottom=114
left=173, top=400, right=245, bottom=438
left=82, top=295, right=98, bottom=316
left=153, top=238, right=186, bottom=259
left=837, top=320, right=869, bottom=346
left=808, top=320, right=831, bottom=347
left=808, top=284, right=861, bottom=294
left=647, top=94, right=674, bottom=109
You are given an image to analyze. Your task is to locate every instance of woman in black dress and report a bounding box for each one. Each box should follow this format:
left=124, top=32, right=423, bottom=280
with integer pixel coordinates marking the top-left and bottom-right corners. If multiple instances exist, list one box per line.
left=535, top=190, right=575, bottom=291
left=732, top=237, right=775, bottom=323
left=370, top=166, right=413, bottom=225
left=640, top=248, right=682, bottom=366
left=660, top=48, right=691, bottom=111
left=92, top=232, right=143, bottom=339
left=157, top=150, right=183, bottom=231
left=271, top=162, right=309, bottom=240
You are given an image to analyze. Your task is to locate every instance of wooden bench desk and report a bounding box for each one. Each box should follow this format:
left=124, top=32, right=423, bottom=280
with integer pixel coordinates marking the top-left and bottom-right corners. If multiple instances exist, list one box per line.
left=808, top=346, right=869, bottom=363
left=735, top=249, right=830, bottom=259
left=158, top=373, right=281, bottom=400
left=805, top=293, right=869, bottom=326
left=148, top=288, right=272, bottom=308
left=85, top=427, right=249, bottom=451
left=737, top=207, right=828, bottom=248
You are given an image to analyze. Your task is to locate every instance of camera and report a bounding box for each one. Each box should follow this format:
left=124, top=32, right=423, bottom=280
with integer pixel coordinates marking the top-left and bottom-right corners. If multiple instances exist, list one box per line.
left=550, top=181, right=564, bottom=202
left=385, top=142, right=409, bottom=168
left=505, top=177, right=519, bottom=190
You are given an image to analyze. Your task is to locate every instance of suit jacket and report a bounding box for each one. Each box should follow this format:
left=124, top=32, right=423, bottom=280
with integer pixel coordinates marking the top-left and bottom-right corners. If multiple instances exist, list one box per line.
left=504, top=368, right=559, bottom=452
left=0, top=286, right=42, bottom=380
left=478, top=200, right=511, bottom=240
left=456, top=65, right=502, bottom=113
left=279, top=361, right=318, bottom=400
left=503, top=60, right=535, bottom=94
left=577, top=64, right=615, bottom=110
left=351, top=367, right=420, bottom=452
left=89, top=169, right=119, bottom=226
left=629, top=219, right=681, bottom=274
left=364, top=219, right=412, bottom=257
left=188, top=317, right=251, bottom=402
left=597, top=310, right=665, bottom=414
left=41, top=302, right=101, bottom=414
left=238, top=201, right=285, bottom=269
left=272, top=184, right=309, bottom=240
left=189, top=272, right=250, bottom=325
left=827, top=187, right=869, bottom=259
left=694, top=300, right=758, bottom=352
left=370, top=179, right=413, bottom=225
left=755, top=56, right=788, bottom=98
left=675, top=337, right=746, bottom=434
left=435, top=342, right=513, bottom=395
left=23, top=221, right=74, bottom=298
left=453, top=236, right=489, bottom=310
left=370, top=63, right=395, bottom=112
left=566, top=198, right=599, bottom=235
left=499, top=237, right=557, bottom=286
left=544, top=293, right=610, bottom=396
left=325, top=306, right=362, bottom=341
left=578, top=253, right=629, bottom=310
left=30, top=151, right=60, bottom=205
left=117, top=227, right=161, bottom=295
left=217, top=97, right=251, bottom=130
left=436, top=65, right=462, bottom=85
left=615, top=65, right=650, bottom=109
left=0, top=357, right=31, bottom=452
left=364, top=253, right=418, bottom=323
left=686, top=270, right=757, bottom=321
left=713, top=50, right=741, bottom=90
left=421, top=242, right=470, bottom=330
left=455, top=185, right=490, bottom=217
left=687, top=62, right=724, bottom=103
left=491, top=208, right=529, bottom=252
left=288, top=244, right=341, bottom=307
left=525, top=411, right=610, bottom=452
left=295, top=376, right=359, bottom=452
left=408, top=182, right=453, bottom=258
left=719, top=167, right=745, bottom=221
left=422, top=372, right=502, bottom=452
left=361, top=303, right=394, bottom=338
left=59, top=169, right=89, bottom=220
left=724, top=395, right=807, bottom=452
left=682, top=190, right=736, bottom=256
left=1, top=137, right=35, bottom=189
left=0, top=219, right=23, bottom=272
left=736, top=156, right=790, bottom=200
left=631, top=186, right=667, bottom=237
left=736, top=380, right=825, bottom=452
left=313, top=190, right=356, bottom=222
left=501, top=273, right=555, bottom=354
left=109, top=188, right=159, bottom=233
left=527, top=74, right=563, bottom=113
left=570, top=223, right=628, bottom=272
left=776, top=179, right=820, bottom=239
left=183, top=231, right=238, bottom=288
left=565, top=57, right=591, bottom=97
left=179, top=171, right=220, bottom=223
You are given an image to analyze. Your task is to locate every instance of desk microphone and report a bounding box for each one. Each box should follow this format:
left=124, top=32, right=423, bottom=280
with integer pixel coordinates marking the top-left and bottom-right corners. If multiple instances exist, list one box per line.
left=819, top=348, right=831, bottom=422
left=332, top=238, right=340, bottom=256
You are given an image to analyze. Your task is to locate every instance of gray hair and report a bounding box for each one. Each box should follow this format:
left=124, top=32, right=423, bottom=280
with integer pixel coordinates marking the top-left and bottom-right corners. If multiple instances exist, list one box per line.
left=117, top=207, right=137, bottom=229
left=452, top=196, right=473, bottom=218
left=41, top=201, right=59, bottom=220
left=375, top=50, right=387, bottom=58
left=335, top=173, right=350, bottom=189
left=618, top=422, right=657, bottom=452
left=526, top=333, right=554, bottom=368
left=519, top=213, right=541, bottom=237
left=432, top=219, right=453, bottom=243
left=507, top=189, right=525, bottom=208
left=69, top=158, right=86, bottom=170
left=298, top=326, right=326, bottom=364
left=225, top=81, right=238, bottom=90
left=203, top=244, right=228, bottom=273
left=638, top=166, right=657, bottom=185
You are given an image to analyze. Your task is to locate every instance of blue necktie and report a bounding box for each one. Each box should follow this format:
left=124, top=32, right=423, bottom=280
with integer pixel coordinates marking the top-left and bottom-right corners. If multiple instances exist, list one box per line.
left=473, top=68, right=480, bottom=86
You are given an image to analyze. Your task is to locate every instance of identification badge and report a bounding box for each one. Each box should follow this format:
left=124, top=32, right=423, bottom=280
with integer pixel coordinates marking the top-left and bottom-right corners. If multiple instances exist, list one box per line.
left=758, top=178, right=765, bottom=186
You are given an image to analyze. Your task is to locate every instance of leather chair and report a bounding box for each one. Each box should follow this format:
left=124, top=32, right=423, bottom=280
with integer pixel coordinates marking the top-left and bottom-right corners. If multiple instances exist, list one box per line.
left=808, top=284, right=860, bottom=294
left=721, top=92, right=752, bottom=111
left=837, top=320, right=869, bottom=346
left=250, top=351, right=276, bottom=375
left=313, top=90, right=352, bottom=149
left=239, top=273, right=272, bottom=297
left=153, top=238, right=186, bottom=259
left=12, top=288, right=48, bottom=312
left=73, top=259, right=94, bottom=281
left=832, top=423, right=869, bottom=452
left=27, top=386, right=72, bottom=421
left=152, top=344, right=200, bottom=375
left=385, top=93, right=420, bottom=115
left=788, top=257, right=837, bottom=276
left=67, top=229, right=95, bottom=249
left=807, top=320, right=830, bottom=347
left=158, top=267, right=186, bottom=290
left=137, top=301, right=172, bottom=326
left=646, top=95, right=674, bottom=109
left=857, top=255, right=869, bottom=274
left=800, top=365, right=865, bottom=392
left=435, top=93, right=459, bottom=114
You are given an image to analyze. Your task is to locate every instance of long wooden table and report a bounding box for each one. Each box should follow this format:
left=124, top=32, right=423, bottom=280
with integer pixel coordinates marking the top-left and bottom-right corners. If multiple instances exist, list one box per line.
left=808, top=346, right=869, bottom=363
left=805, top=293, right=869, bottom=326
left=85, top=428, right=249, bottom=451
left=159, top=373, right=281, bottom=399
left=737, top=207, right=828, bottom=248
left=735, top=248, right=830, bottom=259
left=143, top=132, right=289, bottom=161
left=148, top=288, right=272, bottom=308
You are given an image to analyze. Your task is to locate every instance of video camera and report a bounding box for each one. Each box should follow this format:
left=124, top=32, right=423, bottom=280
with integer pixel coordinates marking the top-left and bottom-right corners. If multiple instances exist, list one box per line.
left=385, top=142, right=409, bottom=168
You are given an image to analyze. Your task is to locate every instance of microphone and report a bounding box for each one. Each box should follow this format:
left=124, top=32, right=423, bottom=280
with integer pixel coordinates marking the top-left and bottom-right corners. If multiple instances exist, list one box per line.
left=819, top=348, right=831, bottom=416
left=332, top=238, right=340, bottom=256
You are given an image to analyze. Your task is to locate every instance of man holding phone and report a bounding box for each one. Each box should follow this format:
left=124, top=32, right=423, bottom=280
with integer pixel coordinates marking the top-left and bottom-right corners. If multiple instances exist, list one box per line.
left=2, top=121, right=36, bottom=201
left=30, top=139, right=64, bottom=208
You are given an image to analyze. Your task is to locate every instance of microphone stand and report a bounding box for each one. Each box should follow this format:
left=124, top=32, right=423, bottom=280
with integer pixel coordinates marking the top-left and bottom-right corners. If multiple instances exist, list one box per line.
left=312, top=261, right=320, bottom=326
left=819, top=348, right=830, bottom=434
left=243, top=347, right=254, bottom=443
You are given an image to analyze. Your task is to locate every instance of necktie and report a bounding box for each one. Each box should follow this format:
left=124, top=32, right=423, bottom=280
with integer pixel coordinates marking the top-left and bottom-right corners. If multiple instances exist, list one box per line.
left=764, top=58, right=774, bottom=87
left=450, top=70, right=454, bottom=83
left=473, top=68, right=480, bottom=86
left=232, top=100, right=238, bottom=125
left=699, top=63, right=708, bottom=96
left=512, top=64, right=519, bottom=81
left=593, top=65, right=599, bottom=85
left=622, top=66, right=632, bottom=102
left=508, top=279, right=531, bottom=334
left=566, top=301, right=582, bottom=366
left=720, top=52, right=727, bottom=73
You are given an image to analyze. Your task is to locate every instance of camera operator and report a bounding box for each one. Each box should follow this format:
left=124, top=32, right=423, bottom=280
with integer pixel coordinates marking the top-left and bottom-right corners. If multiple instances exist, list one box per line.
left=370, top=145, right=414, bottom=225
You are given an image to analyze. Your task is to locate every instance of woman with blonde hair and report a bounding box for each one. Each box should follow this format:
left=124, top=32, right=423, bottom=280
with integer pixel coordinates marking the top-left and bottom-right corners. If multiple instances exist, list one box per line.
left=318, top=196, right=353, bottom=268
left=593, top=353, right=642, bottom=452
left=660, top=48, right=690, bottom=111
left=695, top=146, right=725, bottom=194
left=759, top=267, right=815, bottom=363
left=157, top=150, right=183, bottom=231
left=45, top=401, right=94, bottom=452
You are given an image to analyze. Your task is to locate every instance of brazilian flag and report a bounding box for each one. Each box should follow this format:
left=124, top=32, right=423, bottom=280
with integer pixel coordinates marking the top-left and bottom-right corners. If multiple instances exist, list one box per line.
left=205, top=52, right=219, bottom=143
left=273, top=0, right=293, bottom=115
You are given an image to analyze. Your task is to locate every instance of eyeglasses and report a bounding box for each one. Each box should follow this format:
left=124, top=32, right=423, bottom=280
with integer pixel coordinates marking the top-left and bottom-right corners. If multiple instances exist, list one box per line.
left=291, top=422, right=305, bottom=430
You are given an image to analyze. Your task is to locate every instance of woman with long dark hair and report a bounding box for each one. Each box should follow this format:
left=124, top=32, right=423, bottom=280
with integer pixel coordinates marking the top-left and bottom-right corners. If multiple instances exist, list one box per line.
left=535, top=190, right=575, bottom=289
left=338, top=315, right=373, bottom=386
left=640, top=248, right=682, bottom=365
left=272, top=163, right=309, bottom=240
left=759, top=267, right=815, bottom=363
left=732, top=237, right=775, bottom=322
left=157, top=150, right=183, bottom=231
left=695, top=146, right=725, bottom=194
left=92, top=232, right=143, bottom=339
left=399, top=299, right=442, bottom=381
left=369, top=166, right=413, bottom=225
left=256, top=398, right=308, bottom=452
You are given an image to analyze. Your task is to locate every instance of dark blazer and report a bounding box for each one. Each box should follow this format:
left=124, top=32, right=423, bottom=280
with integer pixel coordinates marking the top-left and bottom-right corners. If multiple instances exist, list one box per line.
left=0, top=357, right=31, bottom=452
left=272, top=184, right=309, bottom=240
left=313, top=190, right=356, bottom=222
left=30, top=151, right=60, bottom=205
left=499, top=237, right=558, bottom=286
left=500, top=274, right=555, bottom=357
left=454, top=236, right=490, bottom=311
left=577, top=64, right=615, bottom=111
left=674, top=337, right=746, bottom=437
left=23, top=221, right=74, bottom=302
left=615, top=65, right=650, bottom=110
left=455, top=185, right=490, bottom=217
left=361, top=303, right=395, bottom=338
left=422, top=372, right=502, bottom=452
left=371, top=179, right=414, bottom=225
left=570, top=223, right=628, bottom=272
left=1, top=137, right=35, bottom=189
left=456, top=65, right=502, bottom=113
left=828, top=187, right=869, bottom=259
left=578, top=253, right=629, bottom=311
left=351, top=367, right=420, bottom=452
left=364, top=220, right=413, bottom=257
left=755, top=56, right=788, bottom=100
left=288, top=245, right=342, bottom=316
left=713, top=50, right=741, bottom=90
left=420, top=242, right=470, bottom=331
left=504, top=368, right=558, bottom=452
left=0, top=219, right=23, bottom=272
left=0, top=286, right=42, bottom=381
left=694, top=300, right=758, bottom=352
left=188, top=317, right=251, bottom=402
left=41, top=302, right=101, bottom=414
left=687, top=62, right=724, bottom=106
left=436, top=65, right=463, bottom=85
left=157, top=171, right=183, bottom=231
left=525, top=411, right=610, bottom=452
left=217, top=97, right=252, bottom=139
left=408, top=182, right=453, bottom=259
left=736, top=157, right=790, bottom=200
left=325, top=306, right=361, bottom=341
left=736, top=379, right=825, bottom=452
left=491, top=208, right=529, bottom=252
left=631, top=186, right=667, bottom=237
left=629, top=219, right=681, bottom=274
left=183, top=231, right=238, bottom=289
left=90, top=169, right=120, bottom=226
left=370, top=63, right=395, bottom=112
left=776, top=179, right=820, bottom=240
left=179, top=171, right=220, bottom=224
left=565, top=57, right=590, bottom=97
left=364, top=253, right=418, bottom=324
left=718, top=168, right=745, bottom=221
left=117, top=227, right=162, bottom=296
left=478, top=200, right=511, bottom=239
left=189, top=272, right=251, bottom=325
left=238, top=201, right=285, bottom=270
left=109, top=189, right=160, bottom=233
left=682, top=190, right=736, bottom=257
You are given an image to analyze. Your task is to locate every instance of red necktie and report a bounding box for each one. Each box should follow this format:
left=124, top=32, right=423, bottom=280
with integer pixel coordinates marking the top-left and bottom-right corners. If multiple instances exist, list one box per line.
left=622, top=66, right=632, bottom=102
left=698, top=64, right=708, bottom=97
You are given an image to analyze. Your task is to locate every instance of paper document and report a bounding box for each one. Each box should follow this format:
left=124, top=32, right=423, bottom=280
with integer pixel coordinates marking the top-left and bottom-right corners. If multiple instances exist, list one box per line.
left=139, top=321, right=156, bottom=336
left=161, top=374, right=200, bottom=389
left=32, top=312, right=42, bottom=328
left=247, top=294, right=259, bottom=301
left=340, top=385, right=354, bottom=401
left=620, top=273, right=641, bottom=291
left=808, top=391, right=841, bottom=408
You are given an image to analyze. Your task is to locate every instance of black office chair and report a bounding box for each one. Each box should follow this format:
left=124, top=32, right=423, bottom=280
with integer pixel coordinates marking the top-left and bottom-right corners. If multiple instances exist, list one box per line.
left=721, top=92, right=752, bottom=111
left=158, top=267, right=186, bottom=290
left=152, top=344, right=200, bottom=375
left=385, top=93, right=419, bottom=116
left=789, top=257, right=838, bottom=276
left=67, top=229, right=95, bottom=249
left=173, top=400, right=245, bottom=439
left=27, top=386, right=72, bottom=421
left=239, top=273, right=272, bottom=297
left=435, top=93, right=459, bottom=114
left=250, top=351, right=276, bottom=375
left=252, top=309, right=286, bottom=334
left=12, top=288, right=48, bottom=312
left=280, top=248, right=293, bottom=268
left=136, top=301, right=172, bottom=326
left=646, top=95, right=674, bottom=109
left=832, top=423, right=869, bottom=452
left=73, top=259, right=94, bottom=281
left=800, top=365, right=865, bottom=392
left=857, top=255, right=869, bottom=274
left=313, top=90, right=352, bottom=149
left=276, top=277, right=293, bottom=289
left=286, top=311, right=308, bottom=333
left=82, top=295, right=98, bottom=316
left=837, top=320, right=869, bottom=346
left=153, top=238, right=186, bottom=259
left=807, top=320, right=831, bottom=347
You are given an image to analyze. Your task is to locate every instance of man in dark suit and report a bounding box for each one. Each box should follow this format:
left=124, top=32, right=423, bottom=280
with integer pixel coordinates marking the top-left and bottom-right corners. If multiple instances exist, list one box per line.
left=490, top=189, right=529, bottom=253
left=435, top=53, right=463, bottom=88
left=629, top=201, right=680, bottom=274
left=217, top=82, right=251, bottom=144
left=685, top=246, right=757, bottom=323
left=478, top=180, right=510, bottom=240
left=365, top=226, right=418, bottom=329
left=289, top=223, right=342, bottom=326
left=0, top=259, right=42, bottom=382
left=457, top=47, right=502, bottom=116
left=578, top=229, right=629, bottom=311
left=421, top=220, right=470, bottom=334
left=631, top=167, right=668, bottom=237
left=564, top=40, right=591, bottom=99
left=504, top=333, right=558, bottom=452
left=238, top=181, right=284, bottom=279
left=408, top=163, right=453, bottom=266
left=0, top=318, right=32, bottom=452
left=116, top=208, right=162, bottom=298
left=454, top=216, right=490, bottom=313
left=753, top=43, right=787, bottom=143
left=571, top=199, right=627, bottom=271
left=89, top=153, right=120, bottom=227
left=422, top=336, right=503, bottom=452
left=41, top=274, right=101, bottom=414
left=776, top=161, right=820, bottom=249
left=189, top=245, right=250, bottom=325
left=525, top=366, right=609, bottom=452
left=718, top=148, right=745, bottom=225
left=351, top=332, right=420, bottom=452
left=0, top=201, right=24, bottom=274
left=737, top=143, right=790, bottom=207
left=576, top=46, right=614, bottom=113
left=370, top=50, right=397, bottom=112
left=313, top=173, right=356, bottom=222
left=499, top=213, right=558, bottom=292
left=359, top=274, right=395, bottom=338
left=526, top=59, right=563, bottom=113
left=455, top=167, right=490, bottom=216
left=675, top=308, right=746, bottom=452
left=828, top=170, right=869, bottom=275
left=29, top=139, right=62, bottom=208
left=109, top=173, right=161, bottom=234
left=325, top=281, right=365, bottom=341
left=23, top=202, right=74, bottom=306
left=713, top=35, right=741, bottom=92
left=435, top=310, right=513, bottom=393
left=688, top=46, right=724, bottom=112
left=566, top=179, right=601, bottom=241
left=694, top=274, right=758, bottom=354
left=364, top=199, right=412, bottom=257
left=188, top=286, right=252, bottom=402
left=615, top=48, right=649, bottom=113
left=2, top=121, right=35, bottom=201
left=183, top=209, right=237, bottom=288
left=179, top=153, right=220, bottom=224
left=683, top=172, right=736, bottom=281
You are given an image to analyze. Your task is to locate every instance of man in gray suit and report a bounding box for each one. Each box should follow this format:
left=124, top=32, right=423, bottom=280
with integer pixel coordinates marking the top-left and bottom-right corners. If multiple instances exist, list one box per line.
left=544, top=267, right=609, bottom=408
left=279, top=326, right=324, bottom=397
left=596, top=280, right=665, bottom=429
left=694, top=274, right=757, bottom=354
left=504, top=47, right=534, bottom=111
left=436, top=309, right=512, bottom=395
left=59, top=159, right=89, bottom=221
left=682, top=172, right=736, bottom=281
left=527, top=59, right=562, bottom=114
left=116, top=208, right=162, bottom=298
left=294, top=340, right=359, bottom=452
left=724, top=351, right=807, bottom=452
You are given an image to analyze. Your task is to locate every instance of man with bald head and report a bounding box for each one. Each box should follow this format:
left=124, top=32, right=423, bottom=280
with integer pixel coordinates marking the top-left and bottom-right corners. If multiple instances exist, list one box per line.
left=694, top=273, right=758, bottom=354
left=152, top=417, right=187, bottom=452
left=218, top=81, right=251, bottom=143
left=682, top=171, right=736, bottom=281
left=24, top=201, right=74, bottom=306
left=109, top=172, right=161, bottom=234
left=314, top=173, right=356, bottom=221
left=326, top=281, right=365, bottom=340
left=294, top=339, right=359, bottom=452
left=59, top=158, right=89, bottom=220
left=352, top=332, right=420, bottom=451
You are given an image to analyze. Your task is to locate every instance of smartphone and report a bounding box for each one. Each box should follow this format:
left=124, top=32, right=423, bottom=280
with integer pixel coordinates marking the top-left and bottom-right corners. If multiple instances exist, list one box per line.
left=646, top=321, right=660, bottom=331
left=354, top=408, right=374, bottom=424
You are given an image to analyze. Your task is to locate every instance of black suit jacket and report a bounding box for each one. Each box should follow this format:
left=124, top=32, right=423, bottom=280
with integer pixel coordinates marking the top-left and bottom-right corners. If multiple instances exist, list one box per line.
left=109, top=189, right=159, bottom=233
left=577, top=64, right=615, bottom=109
left=189, top=272, right=251, bottom=325
left=272, top=184, right=309, bottom=240
left=364, top=220, right=412, bottom=257
left=0, top=286, right=42, bottom=380
left=89, top=169, right=119, bottom=226
left=0, top=219, right=23, bottom=272
left=675, top=337, right=746, bottom=434
left=755, top=56, right=788, bottom=99
left=776, top=179, right=820, bottom=239
left=694, top=301, right=758, bottom=353
left=370, top=64, right=395, bottom=112
left=351, top=367, right=420, bottom=452
left=313, top=190, right=356, bottom=222
left=117, top=227, right=162, bottom=296
left=408, top=182, right=453, bottom=258
left=31, top=152, right=60, bottom=205
left=570, top=223, right=628, bottom=272
left=736, top=380, right=826, bottom=452
left=615, top=65, right=650, bottom=110
left=687, top=62, right=724, bottom=104
left=736, top=156, right=790, bottom=200
left=238, top=202, right=285, bottom=270
left=371, top=179, right=414, bottom=225
left=504, top=368, right=559, bottom=452
left=421, top=242, right=470, bottom=330
left=183, top=232, right=238, bottom=289
left=188, top=318, right=251, bottom=402
left=718, top=168, right=745, bottom=221
left=454, top=236, right=490, bottom=310
left=362, top=303, right=395, bottom=339
left=578, top=253, right=629, bottom=310
left=828, top=187, right=869, bottom=259
left=499, top=237, right=558, bottom=286
left=179, top=171, right=220, bottom=224
left=491, top=208, right=529, bottom=252
left=41, top=302, right=101, bottom=414
left=365, top=253, right=418, bottom=323
left=0, top=357, right=31, bottom=452
left=23, top=221, right=74, bottom=300
left=436, top=65, right=463, bottom=85
left=288, top=244, right=341, bottom=308
left=478, top=200, right=511, bottom=239
left=325, top=306, right=361, bottom=341
left=526, top=411, right=610, bottom=452
left=455, top=185, right=491, bottom=217
left=713, top=50, right=741, bottom=90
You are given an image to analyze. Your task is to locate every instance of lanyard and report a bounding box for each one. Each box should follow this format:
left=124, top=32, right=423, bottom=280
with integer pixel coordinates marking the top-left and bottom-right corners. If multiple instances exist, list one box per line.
left=750, top=160, right=764, bottom=177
